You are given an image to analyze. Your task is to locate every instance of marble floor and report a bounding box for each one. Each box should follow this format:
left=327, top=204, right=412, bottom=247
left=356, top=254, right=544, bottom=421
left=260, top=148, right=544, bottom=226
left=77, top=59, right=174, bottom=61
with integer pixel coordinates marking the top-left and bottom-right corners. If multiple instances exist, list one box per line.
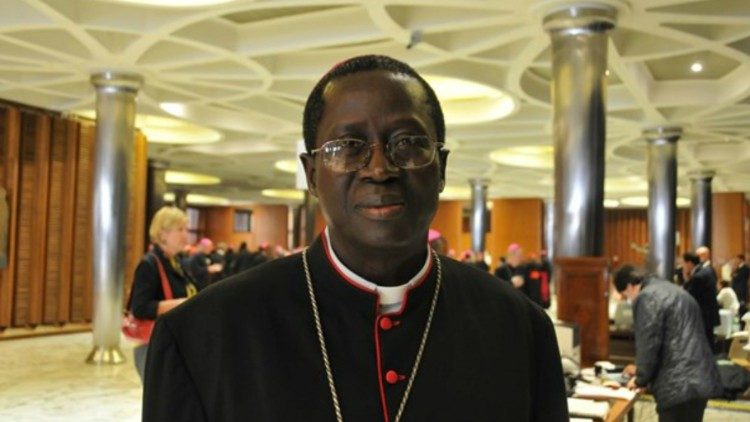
left=0, top=332, right=142, bottom=421
left=1, top=332, right=750, bottom=421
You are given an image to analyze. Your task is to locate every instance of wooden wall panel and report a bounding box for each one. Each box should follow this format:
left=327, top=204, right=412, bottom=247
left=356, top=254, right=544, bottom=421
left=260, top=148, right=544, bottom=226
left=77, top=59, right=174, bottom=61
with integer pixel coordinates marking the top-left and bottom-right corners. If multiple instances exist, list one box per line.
left=202, top=205, right=289, bottom=251
left=489, top=198, right=543, bottom=267
left=0, top=102, right=147, bottom=331
left=603, top=208, right=691, bottom=268
left=252, top=205, right=288, bottom=249
left=57, top=120, right=79, bottom=322
left=712, top=192, right=745, bottom=265
left=43, top=117, right=66, bottom=324
left=431, top=200, right=463, bottom=255
left=555, top=257, right=609, bottom=366
left=70, top=121, right=94, bottom=322
left=0, top=107, right=20, bottom=329
left=13, top=113, right=50, bottom=326
left=604, top=209, right=647, bottom=266
left=203, top=207, right=234, bottom=246
left=123, top=131, right=148, bottom=298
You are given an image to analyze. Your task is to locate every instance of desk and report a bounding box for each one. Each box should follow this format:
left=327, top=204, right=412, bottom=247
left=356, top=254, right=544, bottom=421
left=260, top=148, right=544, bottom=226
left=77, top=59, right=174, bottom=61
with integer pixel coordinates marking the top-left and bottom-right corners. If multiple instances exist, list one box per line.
left=572, top=384, right=640, bottom=422
left=605, top=395, right=638, bottom=422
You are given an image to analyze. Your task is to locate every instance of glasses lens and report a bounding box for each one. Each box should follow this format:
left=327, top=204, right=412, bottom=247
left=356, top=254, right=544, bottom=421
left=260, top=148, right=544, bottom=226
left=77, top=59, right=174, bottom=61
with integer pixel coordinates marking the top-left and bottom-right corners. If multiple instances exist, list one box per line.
left=321, top=139, right=368, bottom=172
left=389, top=136, right=436, bottom=168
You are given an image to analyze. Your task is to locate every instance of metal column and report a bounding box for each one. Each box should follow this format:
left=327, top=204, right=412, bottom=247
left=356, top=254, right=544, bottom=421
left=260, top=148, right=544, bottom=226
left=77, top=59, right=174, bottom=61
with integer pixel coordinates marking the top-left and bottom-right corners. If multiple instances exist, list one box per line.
left=690, top=171, right=714, bottom=250
left=645, top=127, right=681, bottom=279
left=86, top=72, right=142, bottom=364
left=544, top=5, right=616, bottom=257
left=469, top=178, right=489, bottom=254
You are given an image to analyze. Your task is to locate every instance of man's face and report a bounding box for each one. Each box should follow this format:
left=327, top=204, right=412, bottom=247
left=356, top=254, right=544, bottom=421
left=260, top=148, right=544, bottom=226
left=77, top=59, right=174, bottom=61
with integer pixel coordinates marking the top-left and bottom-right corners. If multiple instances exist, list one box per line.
left=302, top=70, right=446, bottom=252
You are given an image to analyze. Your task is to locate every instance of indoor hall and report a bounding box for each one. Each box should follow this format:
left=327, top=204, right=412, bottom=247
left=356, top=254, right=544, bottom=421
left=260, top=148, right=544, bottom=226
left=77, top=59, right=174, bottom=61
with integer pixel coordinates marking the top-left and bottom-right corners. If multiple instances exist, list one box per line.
left=2, top=0, right=750, bottom=421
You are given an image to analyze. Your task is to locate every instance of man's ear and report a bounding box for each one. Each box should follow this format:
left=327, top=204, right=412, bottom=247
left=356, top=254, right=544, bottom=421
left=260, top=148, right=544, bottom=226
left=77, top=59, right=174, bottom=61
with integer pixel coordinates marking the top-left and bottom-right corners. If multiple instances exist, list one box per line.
left=438, top=149, right=449, bottom=193
left=299, top=153, right=318, bottom=197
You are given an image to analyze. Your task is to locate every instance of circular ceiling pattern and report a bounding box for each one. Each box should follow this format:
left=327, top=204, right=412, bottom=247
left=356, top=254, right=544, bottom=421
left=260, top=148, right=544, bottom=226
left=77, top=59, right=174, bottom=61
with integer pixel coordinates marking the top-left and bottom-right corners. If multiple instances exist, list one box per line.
left=1, top=0, right=750, bottom=203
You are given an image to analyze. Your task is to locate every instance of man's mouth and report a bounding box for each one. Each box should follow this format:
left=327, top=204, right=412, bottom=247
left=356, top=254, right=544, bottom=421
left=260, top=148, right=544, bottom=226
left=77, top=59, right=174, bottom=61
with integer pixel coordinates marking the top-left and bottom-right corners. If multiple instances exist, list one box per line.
left=356, top=201, right=405, bottom=219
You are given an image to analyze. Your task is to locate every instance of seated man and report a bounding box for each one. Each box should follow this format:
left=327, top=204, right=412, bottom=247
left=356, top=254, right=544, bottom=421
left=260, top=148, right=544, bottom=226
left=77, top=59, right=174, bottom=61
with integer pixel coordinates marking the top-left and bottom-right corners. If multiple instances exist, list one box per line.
left=143, top=55, right=567, bottom=421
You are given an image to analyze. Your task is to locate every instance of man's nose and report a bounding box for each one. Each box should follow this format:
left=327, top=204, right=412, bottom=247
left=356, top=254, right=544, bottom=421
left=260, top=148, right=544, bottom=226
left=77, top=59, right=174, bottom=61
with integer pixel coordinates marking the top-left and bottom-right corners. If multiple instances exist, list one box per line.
left=363, top=141, right=398, bottom=178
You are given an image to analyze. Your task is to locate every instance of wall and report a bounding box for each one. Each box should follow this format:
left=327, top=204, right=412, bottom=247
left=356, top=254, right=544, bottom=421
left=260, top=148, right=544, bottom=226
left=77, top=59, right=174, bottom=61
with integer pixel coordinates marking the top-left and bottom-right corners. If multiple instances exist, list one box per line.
left=430, top=198, right=544, bottom=267
left=603, top=208, right=691, bottom=267
left=201, top=204, right=289, bottom=250
left=0, top=103, right=146, bottom=329
left=712, top=192, right=747, bottom=266
left=489, top=198, right=544, bottom=265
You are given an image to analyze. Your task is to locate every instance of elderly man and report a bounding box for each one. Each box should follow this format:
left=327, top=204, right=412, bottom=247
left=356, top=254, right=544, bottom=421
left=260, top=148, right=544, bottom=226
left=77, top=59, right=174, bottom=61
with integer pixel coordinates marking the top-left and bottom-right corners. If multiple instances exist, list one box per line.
left=615, top=265, right=722, bottom=422
left=143, top=55, right=567, bottom=421
left=683, top=252, right=720, bottom=348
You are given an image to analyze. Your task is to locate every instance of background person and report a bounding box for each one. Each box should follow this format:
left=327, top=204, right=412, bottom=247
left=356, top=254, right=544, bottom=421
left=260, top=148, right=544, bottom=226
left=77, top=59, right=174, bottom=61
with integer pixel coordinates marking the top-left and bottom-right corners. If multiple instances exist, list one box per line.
left=683, top=252, right=721, bottom=348
left=127, top=206, right=199, bottom=382
left=615, top=265, right=722, bottom=422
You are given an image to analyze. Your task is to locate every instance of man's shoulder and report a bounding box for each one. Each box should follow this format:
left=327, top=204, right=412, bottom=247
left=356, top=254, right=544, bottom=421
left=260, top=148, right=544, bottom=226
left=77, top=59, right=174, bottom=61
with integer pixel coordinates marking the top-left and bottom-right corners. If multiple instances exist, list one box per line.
left=442, top=257, right=537, bottom=308
left=163, top=253, right=304, bottom=324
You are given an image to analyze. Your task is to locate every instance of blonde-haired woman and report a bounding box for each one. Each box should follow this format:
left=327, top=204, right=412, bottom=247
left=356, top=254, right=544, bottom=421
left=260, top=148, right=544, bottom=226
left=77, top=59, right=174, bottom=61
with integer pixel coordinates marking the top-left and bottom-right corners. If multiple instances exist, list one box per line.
left=128, top=206, right=199, bottom=381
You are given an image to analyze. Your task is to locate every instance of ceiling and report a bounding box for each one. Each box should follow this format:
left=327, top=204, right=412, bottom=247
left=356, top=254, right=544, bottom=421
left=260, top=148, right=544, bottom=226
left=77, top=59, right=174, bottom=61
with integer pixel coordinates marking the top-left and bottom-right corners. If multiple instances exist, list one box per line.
left=2, top=0, right=750, bottom=206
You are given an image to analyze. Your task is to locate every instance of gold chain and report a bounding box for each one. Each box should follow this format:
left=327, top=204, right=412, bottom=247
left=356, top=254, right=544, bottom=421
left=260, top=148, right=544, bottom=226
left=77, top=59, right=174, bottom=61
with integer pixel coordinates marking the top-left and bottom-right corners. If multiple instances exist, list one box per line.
left=302, top=249, right=442, bottom=422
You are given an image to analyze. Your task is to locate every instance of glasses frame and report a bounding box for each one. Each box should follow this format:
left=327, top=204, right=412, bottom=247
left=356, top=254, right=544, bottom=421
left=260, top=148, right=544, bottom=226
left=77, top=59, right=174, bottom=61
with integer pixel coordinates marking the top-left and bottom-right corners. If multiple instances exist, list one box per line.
left=310, top=137, right=445, bottom=173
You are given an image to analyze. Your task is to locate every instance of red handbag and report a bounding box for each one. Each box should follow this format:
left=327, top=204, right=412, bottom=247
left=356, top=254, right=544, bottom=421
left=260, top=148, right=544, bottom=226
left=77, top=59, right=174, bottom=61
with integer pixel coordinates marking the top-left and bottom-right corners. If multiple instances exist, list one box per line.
left=122, top=254, right=174, bottom=343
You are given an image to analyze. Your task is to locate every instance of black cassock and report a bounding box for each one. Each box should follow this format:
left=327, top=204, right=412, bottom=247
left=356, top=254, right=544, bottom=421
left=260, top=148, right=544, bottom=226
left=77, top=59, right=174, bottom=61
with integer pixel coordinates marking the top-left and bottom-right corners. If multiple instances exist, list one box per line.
left=143, top=237, right=568, bottom=421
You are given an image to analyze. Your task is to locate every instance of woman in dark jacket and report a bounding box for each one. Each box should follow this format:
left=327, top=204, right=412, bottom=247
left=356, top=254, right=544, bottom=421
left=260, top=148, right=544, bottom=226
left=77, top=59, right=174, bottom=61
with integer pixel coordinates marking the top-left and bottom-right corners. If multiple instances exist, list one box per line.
left=128, top=206, right=199, bottom=381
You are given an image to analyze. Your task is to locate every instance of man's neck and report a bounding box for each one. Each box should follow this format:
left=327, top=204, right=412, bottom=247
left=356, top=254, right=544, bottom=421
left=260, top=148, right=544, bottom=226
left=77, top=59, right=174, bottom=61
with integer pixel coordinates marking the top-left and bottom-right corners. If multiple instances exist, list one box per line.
left=326, top=229, right=428, bottom=287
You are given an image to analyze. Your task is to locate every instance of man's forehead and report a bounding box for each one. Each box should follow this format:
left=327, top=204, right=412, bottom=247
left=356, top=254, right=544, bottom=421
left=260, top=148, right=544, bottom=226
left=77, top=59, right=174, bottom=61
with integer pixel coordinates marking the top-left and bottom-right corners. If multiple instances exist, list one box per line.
left=322, top=70, right=427, bottom=101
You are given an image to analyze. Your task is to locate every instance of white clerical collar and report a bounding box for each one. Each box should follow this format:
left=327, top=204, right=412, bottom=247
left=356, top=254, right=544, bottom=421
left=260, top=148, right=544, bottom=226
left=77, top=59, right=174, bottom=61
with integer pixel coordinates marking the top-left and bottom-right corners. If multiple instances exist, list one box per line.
left=322, top=227, right=432, bottom=309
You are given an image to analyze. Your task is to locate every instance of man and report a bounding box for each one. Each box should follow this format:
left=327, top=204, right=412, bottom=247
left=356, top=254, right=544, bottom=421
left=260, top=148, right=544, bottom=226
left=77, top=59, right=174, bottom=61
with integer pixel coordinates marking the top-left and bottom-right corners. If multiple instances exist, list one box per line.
left=186, top=237, right=222, bottom=288
left=695, top=245, right=716, bottom=279
left=683, top=252, right=720, bottom=347
left=615, top=265, right=722, bottom=421
left=731, top=254, right=749, bottom=315
left=143, top=55, right=567, bottom=421
left=494, top=243, right=525, bottom=288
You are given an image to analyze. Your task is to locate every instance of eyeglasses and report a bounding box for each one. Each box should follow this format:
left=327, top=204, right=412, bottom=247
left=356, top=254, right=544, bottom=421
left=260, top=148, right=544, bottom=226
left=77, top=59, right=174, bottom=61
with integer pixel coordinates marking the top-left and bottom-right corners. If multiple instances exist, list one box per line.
left=310, top=135, right=444, bottom=173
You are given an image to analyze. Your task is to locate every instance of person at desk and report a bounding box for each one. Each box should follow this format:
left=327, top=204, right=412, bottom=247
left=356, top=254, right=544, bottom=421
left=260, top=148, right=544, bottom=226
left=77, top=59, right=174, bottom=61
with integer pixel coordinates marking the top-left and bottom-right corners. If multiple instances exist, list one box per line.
left=143, top=54, right=568, bottom=421
left=614, top=265, right=722, bottom=422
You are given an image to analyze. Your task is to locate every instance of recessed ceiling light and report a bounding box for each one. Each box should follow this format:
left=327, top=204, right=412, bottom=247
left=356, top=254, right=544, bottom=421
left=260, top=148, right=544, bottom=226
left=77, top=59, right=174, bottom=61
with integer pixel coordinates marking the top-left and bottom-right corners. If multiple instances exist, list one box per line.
left=605, top=177, right=648, bottom=193
left=163, top=192, right=229, bottom=206
left=603, top=199, right=620, bottom=208
left=165, top=171, right=221, bottom=185
left=261, top=189, right=304, bottom=201
left=423, top=75, right=516, bottom=125
left=489, top=146, right=553, bottom=169
left=74, top=110, right=222, bottom=144
left=274, top=160, right=299, bottom=174
left=676, top=197, right=690, bottom=207
left=439, top=186, right=471, bottom=200
left=690, top=62, right=703, bottom=73
left=108, top=0, right=236, bottom=7
left=620, top=196, right=649, bottom=207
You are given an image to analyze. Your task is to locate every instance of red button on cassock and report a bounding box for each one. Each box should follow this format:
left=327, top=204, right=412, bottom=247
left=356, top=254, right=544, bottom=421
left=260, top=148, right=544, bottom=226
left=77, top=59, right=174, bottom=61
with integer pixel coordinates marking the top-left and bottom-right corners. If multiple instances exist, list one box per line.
left=385, top=370, right=399, bottom=384
left=379, top=317, right=393, bottom=330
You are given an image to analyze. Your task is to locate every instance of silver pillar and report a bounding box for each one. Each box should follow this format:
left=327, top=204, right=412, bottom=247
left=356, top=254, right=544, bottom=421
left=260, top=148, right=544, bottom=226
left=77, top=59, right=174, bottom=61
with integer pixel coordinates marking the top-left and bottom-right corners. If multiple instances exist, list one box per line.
left=544, top=5, right=616, bottom=257
left=645, top=127, right=681, bottom=279
left=86, top=72, right=142, bottom=365
left=173, top=188, right=189, bottom=211
left=690, top=171, right=714, bottom=250
left=544, top=198, right=555, bottom=261
left=469, top=179, right=489, bottom=253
